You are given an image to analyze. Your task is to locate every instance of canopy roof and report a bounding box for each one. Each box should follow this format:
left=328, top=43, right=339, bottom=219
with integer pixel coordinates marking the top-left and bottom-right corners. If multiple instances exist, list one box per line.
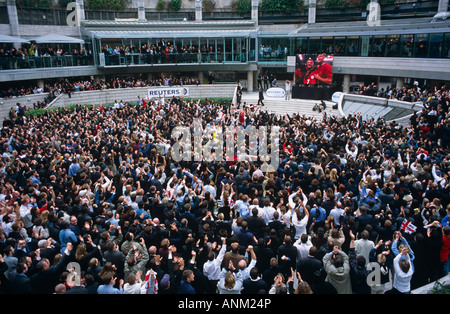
left=0, top=34, right=30, bottom=43
left=31, top=33, right=84, bottom=44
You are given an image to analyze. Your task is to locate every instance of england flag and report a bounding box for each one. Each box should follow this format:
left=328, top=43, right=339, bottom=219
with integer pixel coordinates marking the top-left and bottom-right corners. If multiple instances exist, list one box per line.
left=401, top=219, right=417, bottom=234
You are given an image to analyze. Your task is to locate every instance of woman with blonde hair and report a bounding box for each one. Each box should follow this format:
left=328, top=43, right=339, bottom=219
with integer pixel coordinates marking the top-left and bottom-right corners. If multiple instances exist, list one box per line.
left=330, top=168, right=339, bottom=184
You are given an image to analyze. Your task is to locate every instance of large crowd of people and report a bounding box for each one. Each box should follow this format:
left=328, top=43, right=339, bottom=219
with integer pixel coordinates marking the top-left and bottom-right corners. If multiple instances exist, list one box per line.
left=0, top=80, right=449, bottom=295
left=0, top=75, right=201, bottom=100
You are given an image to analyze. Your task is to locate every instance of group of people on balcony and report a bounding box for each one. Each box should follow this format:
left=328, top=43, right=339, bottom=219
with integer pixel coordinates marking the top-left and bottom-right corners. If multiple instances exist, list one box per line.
left=0, top=44, right=93, bottom=70
left=100, top=39, right=248, bottom=66
left=259, top=45, right=289, bottom=61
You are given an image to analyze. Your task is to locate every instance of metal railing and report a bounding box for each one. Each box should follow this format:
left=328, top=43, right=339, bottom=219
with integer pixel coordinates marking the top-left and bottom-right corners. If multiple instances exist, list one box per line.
left=0, top=55, right=94, bottom=70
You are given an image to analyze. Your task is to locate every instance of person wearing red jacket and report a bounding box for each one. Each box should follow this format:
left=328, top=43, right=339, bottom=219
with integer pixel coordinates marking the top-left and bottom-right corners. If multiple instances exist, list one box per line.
left=440, top=226, right=450, bottom=277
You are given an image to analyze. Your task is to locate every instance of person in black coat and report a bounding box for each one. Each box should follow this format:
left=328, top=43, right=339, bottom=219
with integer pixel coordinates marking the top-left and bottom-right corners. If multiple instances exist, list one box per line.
left=84, top=273, right=99, bottom=294
left=262, top=257, right=280, bottom=288
left=268, top=211, right=284, bottom=238
left=246, top=207, right=266, bottom=239
left=103, top=240, right=126, bottom=280
left=276, top=235, right=298, bottom=278
left=257, top=88, right=265, bottom=106
left=253, top=238, right=275, bottom=276
left=242, top=267, right=268, bottom=294
left=355, top=206, right=376, bottom=234
left=297, top=246, right=324, bottom=289
left=30, top=242, right=73, bottom=294
left=9, top=262, right=34, bottom=294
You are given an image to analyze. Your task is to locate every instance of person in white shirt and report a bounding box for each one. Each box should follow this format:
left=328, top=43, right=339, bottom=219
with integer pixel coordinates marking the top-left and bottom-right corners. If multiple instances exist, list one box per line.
left=237, top=245, right=257, bottom=280
left=259, top=199, right=276, bottom=225
left=203, top=237, right=227, bottom=294
left=389, top=247, right=414, bottom=294
left=354, top=230, right=375, bottom=266
left=288, top=188, right=308, bottom=210
left=345, top=141, right=358, bottom=160
left=294, top=233, right=313, bottom=262
left=123, top=271, right=144, bottom=294
left=291, top=204, right=309, bottom=240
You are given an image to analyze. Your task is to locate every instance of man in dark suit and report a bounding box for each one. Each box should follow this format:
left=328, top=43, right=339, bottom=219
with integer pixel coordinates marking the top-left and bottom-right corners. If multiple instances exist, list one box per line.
left=30, top=242, right=73, bottom=294
left=297, top=246, right=324, bottom=291
left=9, top=262, right=34, bottom=294
left=356, top=206, right=376, bottom=234
left=262, top=257, right=280, bottom=287
left=242, top=267, right=268, bottom=294
left=179, top=204, right=197, bottom=233
left=276, top=235, right=298, bottom=277
left=235, top=220, right=255, bottom=249
left=246, top=207, right=266, bottom=239
left=103, top=240, right=126, bottom=280
left=64, top=280, right=89, bottom=294
left=253, top=238, right=275, bottom=275
left=268, top=211, right=284, bottom=238
left=258, top=88, right=265, bottom=106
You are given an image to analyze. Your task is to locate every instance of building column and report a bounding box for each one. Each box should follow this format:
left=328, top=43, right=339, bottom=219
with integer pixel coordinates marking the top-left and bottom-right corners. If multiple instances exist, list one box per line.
left=438, top=0, right=449, bottom=12
left=308, top=0, right=316, bottom=24
left=37, top=79, right=44, bottom=89
left=137, top=0, right=146, bottom=21
left=195, top=0, right=202, bottom=21
left=198, top=71, right=204, bottom=84
left=75, top=0, right=86, bottom=21
left=6, top=0, right=20, bottom=48
left=247, top=70, right=254, bottom=92
left=251, top=0, right=259, bottom=22
left=343, top=74, right=350, bottom=94
left=395, top=77, right=404, bottom=90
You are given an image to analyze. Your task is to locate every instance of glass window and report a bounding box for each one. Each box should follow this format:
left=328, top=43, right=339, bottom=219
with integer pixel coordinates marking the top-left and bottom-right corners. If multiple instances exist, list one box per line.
left=225, top=38, right=233, bottom=62
left=295, top=38, right=308, bottom=54
left=321, top=37, right=334, bottom=55
left=444, top=33, right=450, bottom=58
left=308, top=37, right=321, bottom=54
left=249, top=37, right=256, bottom=61
left=414, top=33, right=428, bottom=58
left=386, top=35, right=400, bottom=57
left=333, top=37, right=346, bottom=56
left=347, top=36, right=360, bottom=56
left=399, top=34, right=413, bottom=57
left=429, top=33, right=443, bottom=58
left=372, top=36, right=386, bottom=57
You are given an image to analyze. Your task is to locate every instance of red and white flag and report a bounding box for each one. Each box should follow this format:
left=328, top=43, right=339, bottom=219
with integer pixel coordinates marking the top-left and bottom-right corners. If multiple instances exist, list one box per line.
left=401, top=219, right=417, bottom=234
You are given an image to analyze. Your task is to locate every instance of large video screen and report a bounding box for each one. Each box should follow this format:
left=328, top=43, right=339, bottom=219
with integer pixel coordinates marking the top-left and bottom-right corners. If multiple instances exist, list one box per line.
left=294, top=54, right=334, bottom=86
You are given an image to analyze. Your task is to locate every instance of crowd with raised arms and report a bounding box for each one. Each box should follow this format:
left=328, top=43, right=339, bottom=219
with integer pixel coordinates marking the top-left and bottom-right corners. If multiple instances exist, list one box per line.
left=0, top=82, right=449, bottom=295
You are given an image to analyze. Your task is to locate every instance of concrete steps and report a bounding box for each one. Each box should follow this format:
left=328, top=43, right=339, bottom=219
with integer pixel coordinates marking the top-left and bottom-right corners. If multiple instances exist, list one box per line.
left=238, top=92, right=341, bottom=120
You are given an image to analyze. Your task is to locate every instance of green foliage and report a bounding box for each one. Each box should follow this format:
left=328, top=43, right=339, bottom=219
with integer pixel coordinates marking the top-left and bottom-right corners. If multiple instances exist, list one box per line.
left=259, top=0, right=300, bottom=14
left=170, top=0, right=181, bottom=11
left=235, top=0, right=251, bottom=15
left=427, top=281, right=450, bottom=294
left=359, top=0, right=370, bottom=8
left=183, top=97, right=232, bottom=104
left=156, top=0, right=165, bottom=10
left=24, top=98, right=232, bottom=118
left=325, top=0, right=349, bottom=10
left=86, top=0, right=128, bottom=10
left=203, top=0, right=216, bottom=12
left=57, top=0, right=74, bottom=9
left=16, top=0, right=52, bottom=9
